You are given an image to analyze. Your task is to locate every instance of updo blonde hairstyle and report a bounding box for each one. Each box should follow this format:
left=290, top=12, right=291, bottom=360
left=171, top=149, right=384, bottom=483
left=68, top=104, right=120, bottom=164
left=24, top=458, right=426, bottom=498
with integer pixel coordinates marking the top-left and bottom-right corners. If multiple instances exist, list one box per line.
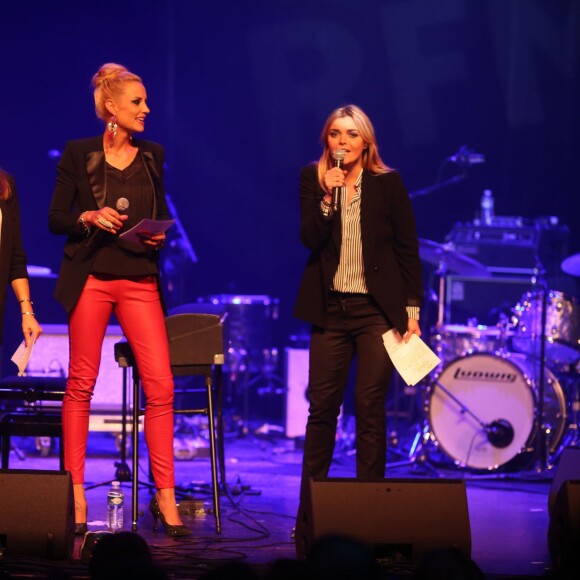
left=91, top=63, right=142, bottom=122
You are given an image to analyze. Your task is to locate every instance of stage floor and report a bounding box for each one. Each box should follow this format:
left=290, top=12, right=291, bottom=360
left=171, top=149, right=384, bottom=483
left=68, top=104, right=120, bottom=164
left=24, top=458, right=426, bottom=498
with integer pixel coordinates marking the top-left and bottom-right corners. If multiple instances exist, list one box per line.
left=0, top=428, right=566, bottom=579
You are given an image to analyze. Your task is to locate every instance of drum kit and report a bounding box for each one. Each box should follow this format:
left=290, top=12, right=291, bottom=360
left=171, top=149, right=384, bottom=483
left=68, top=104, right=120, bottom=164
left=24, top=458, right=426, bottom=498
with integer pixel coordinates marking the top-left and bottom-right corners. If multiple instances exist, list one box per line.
left=414, top=240, right=580, bottom=472
left=196, top=294, right=284, bottom=427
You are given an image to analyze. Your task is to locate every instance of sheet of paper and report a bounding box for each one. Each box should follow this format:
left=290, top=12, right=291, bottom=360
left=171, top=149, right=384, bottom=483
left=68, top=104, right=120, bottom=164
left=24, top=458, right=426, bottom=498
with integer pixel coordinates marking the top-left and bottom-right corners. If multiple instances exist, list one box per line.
left=382, top=329, right=441, bottom=386
left=119, top=219, right=175, bottom=245
left=11, top=339, right=35, bottom=376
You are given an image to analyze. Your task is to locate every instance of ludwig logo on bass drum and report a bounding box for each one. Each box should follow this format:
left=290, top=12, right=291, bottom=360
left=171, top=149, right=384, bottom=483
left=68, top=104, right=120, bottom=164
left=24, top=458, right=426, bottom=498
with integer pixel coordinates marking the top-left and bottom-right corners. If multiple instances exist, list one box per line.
left=453, top=367, right=517, bottom=383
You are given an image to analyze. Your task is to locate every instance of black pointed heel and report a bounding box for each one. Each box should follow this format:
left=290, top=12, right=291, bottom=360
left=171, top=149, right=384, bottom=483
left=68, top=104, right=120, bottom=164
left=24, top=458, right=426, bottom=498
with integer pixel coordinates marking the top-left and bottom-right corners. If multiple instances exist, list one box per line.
left=149, top=496, right=191, bottom=537
left=75, top=522, right=88, bottom=536
left=75, top=506, right=88, bottom=536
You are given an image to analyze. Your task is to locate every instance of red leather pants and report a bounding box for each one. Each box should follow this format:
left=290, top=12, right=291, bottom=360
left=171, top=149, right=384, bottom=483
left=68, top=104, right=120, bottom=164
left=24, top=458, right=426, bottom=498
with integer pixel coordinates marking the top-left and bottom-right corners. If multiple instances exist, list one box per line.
left=62, top=275, right=175, bottom=489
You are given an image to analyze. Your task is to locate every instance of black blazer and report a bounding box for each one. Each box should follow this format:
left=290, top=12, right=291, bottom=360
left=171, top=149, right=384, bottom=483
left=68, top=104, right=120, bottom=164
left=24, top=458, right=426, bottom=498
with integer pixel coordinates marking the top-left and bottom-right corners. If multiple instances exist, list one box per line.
left=48, top=136, right=170, bottom=314
left=0, top=173, right=29, bottom=344
left=293, top=164, right=423, bottom=336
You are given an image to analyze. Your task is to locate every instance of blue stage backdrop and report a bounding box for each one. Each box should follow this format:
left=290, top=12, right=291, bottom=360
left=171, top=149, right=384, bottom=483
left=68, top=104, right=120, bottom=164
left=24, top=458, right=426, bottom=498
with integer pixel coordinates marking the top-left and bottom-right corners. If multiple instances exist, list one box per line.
left=0, top=0, right=578, bottom=353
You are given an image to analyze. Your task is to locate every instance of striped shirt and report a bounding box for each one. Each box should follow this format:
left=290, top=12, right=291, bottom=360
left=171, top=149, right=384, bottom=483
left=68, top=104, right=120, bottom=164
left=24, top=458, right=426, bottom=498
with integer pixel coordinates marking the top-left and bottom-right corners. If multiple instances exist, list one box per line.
left=327, top=170, right=420, bottom=321
left=332, top=171, right=367, bottom=293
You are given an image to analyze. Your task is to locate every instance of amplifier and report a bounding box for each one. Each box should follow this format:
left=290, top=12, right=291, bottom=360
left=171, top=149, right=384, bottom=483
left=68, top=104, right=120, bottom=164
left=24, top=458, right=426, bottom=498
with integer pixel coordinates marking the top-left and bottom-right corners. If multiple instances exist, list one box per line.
left=24, top=324, right=125, bottom=414
left=445, top=275, right=535, bottom=326
left=445, top=220, right=569, bottom=276
left=285, top=347, right=309, bottom=438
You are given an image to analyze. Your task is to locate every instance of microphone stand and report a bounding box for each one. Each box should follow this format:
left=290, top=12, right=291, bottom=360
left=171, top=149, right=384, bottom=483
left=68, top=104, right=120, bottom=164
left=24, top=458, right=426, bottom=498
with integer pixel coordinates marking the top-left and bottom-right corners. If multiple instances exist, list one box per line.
left=409, top=172, right=467, bottom=200
left=165, top=193, right=198, bottom=263
left=532, top=260, right=549, bottom=472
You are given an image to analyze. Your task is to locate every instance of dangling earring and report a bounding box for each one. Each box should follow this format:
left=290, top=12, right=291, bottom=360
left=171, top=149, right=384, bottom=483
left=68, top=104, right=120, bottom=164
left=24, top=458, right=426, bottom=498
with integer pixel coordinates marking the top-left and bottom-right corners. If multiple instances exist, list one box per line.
left=106, top=115, right=118, bottom=147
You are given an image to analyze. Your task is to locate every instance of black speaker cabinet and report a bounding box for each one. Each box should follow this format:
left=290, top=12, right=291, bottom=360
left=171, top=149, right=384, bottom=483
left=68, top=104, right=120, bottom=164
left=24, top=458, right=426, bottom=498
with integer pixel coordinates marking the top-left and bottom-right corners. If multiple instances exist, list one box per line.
left=444, top=275, right=534, bottom=326
left=0, top=469, right=74, bottom=559
left=296, top=478, right=471, bottom=564
left=549, top=447, right=580, bottom=515
left=548, top=480, right=580, bottom=572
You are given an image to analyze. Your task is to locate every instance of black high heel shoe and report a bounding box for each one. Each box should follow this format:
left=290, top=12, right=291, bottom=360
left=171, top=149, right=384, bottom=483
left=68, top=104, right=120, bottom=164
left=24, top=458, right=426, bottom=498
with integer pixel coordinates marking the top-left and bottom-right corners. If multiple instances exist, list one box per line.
left=149, top=496, right=191, bottom=537
left=75, top=506, right=88, bottom=536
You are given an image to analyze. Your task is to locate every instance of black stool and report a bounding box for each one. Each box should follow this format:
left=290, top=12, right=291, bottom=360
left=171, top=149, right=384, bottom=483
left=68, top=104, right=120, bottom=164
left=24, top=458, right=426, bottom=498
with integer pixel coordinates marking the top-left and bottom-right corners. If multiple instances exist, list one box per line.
left=114, top=311, right=225, bottom=533
left=0, top=376, right=66, bottom=469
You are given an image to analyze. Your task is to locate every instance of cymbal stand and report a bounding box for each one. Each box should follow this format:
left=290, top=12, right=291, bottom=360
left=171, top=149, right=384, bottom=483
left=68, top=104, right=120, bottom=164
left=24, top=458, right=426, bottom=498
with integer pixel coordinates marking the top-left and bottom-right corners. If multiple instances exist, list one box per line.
left=85, top=364, right=132, bottom=490
left=532, top=266, right=550, bottom=471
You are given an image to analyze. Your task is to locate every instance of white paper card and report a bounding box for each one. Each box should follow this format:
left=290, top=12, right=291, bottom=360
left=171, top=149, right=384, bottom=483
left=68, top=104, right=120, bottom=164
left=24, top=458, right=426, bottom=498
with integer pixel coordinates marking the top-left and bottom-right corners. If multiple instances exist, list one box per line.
left=382, top=329, right=441, bottom=386
left=11, top=339, right=35, bottom=376
left=119, top=218, right=175, bottom=245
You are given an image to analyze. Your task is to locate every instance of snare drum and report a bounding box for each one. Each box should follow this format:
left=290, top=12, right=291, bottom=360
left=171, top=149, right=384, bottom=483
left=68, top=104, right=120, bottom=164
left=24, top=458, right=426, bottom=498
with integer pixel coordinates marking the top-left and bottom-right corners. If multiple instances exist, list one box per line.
left=426, top=352, right=567, bottom=470
left=512, top=290, right=580, bottom=365
left=431, top=324, right=512, bottom=362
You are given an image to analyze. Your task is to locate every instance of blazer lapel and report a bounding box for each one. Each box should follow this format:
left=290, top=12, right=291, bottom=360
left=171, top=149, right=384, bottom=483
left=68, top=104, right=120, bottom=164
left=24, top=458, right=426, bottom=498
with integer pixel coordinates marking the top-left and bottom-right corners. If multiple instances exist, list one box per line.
left=86, top=151, right=107, bottom=208
left=360, top=172, right=379, bottom=271
left=141, top=150, right=158, bottom=218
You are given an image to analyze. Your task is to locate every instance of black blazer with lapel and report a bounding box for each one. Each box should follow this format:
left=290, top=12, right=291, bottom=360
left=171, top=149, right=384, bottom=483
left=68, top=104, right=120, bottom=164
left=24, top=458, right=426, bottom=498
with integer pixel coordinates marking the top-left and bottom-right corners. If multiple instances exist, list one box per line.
left=293, top=164, right=423, bottom=336
left=48, top=136, right=169, bottom=314
left=0, top=173, right=29, bottom=344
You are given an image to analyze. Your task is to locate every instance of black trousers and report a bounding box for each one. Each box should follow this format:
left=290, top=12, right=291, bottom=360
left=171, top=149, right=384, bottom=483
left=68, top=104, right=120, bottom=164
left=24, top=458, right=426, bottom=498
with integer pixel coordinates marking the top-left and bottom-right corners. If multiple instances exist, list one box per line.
left=299, top=292, right=394, bottom=503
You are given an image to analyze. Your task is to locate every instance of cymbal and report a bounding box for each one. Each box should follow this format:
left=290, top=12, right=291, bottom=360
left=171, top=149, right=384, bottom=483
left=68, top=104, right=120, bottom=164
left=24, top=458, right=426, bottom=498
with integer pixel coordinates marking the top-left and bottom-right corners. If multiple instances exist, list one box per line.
left=419, top=238, right=491, bottom=277
left=561, top=253, right=580, bottom=277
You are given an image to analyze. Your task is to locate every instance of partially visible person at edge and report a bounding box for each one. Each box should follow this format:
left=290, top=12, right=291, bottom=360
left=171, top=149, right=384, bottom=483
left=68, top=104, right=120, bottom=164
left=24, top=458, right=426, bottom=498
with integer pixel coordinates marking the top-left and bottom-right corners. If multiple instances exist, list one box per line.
left=48, top=63, right=190, bottom=537
left=0, top=169, right=42, bottom=353
left=293, top=105, right=423, bottom=542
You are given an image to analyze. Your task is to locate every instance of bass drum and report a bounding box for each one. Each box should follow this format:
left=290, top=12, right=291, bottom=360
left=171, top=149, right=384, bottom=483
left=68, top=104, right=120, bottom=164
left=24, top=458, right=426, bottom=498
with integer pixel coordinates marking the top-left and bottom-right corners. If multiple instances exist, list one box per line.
left=427, top=352, right=567, bottom=470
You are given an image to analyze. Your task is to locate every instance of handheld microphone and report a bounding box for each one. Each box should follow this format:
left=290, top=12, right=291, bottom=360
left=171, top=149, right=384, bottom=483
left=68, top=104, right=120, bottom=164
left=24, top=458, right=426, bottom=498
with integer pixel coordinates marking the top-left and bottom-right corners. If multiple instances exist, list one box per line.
left=116, top=197, right=129, bottom=212
left=331, top=149, right=346, bottom=212
left=84, top=198, right=130, bottom=247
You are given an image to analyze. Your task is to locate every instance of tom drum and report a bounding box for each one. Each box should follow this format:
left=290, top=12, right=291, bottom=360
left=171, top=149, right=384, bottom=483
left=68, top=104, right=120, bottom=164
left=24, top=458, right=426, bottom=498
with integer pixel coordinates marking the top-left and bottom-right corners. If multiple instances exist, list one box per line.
left=512, top=290, right=580, bottom=365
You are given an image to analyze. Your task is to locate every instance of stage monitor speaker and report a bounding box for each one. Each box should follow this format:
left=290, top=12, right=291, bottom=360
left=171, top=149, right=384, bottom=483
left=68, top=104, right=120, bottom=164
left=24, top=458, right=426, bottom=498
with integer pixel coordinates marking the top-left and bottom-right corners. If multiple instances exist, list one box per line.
left=548, top=447, right=580, bottom=515
left=548, top=480, right=580, bottom=572
left=296, top=477, right=471, bottom=564
left=0, top=469, right=74, bottom=559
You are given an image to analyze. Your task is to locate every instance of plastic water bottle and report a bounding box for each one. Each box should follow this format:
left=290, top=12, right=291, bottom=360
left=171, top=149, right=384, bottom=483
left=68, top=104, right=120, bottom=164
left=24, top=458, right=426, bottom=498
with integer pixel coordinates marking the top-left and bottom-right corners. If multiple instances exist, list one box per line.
left=480, top=189, right=494, bottom=225
left=106, top=481, right=124, bottom=530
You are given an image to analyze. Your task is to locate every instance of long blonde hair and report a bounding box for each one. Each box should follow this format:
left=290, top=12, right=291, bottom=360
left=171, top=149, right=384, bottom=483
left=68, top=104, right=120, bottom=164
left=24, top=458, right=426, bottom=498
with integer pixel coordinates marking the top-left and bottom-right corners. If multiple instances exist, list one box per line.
left=317, top=104, right=390, bottom=190
left=91, top=63, right=142, bottom=122
left=0, top=169, right=11, bottom=201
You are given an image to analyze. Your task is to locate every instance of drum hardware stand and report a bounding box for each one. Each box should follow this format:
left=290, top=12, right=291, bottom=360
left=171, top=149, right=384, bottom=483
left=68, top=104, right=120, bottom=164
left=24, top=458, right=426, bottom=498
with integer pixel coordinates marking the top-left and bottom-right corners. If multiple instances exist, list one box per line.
left=386, top=374, right=442, bottom=477
left=531, top=265, right=550, bottom=472
left=387, top=260, right=450, bottom=474
left=86, top=364, right=134, bottom=490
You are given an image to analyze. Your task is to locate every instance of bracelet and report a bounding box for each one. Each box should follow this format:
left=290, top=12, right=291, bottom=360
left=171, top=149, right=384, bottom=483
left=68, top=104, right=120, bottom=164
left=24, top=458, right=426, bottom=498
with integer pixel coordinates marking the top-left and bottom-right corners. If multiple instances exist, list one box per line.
left=77, top=211, right=91, bottom=236
left=320, top=199, right=333, bottom=218
left=18, top=299, right=33, bottom=304
left=22, top=311, right=35, bottom=316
